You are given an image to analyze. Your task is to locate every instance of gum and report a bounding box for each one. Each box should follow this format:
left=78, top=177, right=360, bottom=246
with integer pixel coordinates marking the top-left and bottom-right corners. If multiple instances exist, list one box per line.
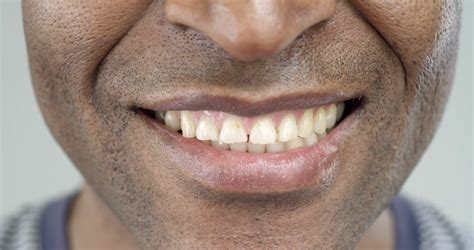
left=189, top=108, right=313, bottom=133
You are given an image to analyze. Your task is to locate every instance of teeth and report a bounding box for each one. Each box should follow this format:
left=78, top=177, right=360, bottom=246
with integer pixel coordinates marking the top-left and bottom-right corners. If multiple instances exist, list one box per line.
left=266, top=142, right=285, bottom=153
left=219, top=116, right=248, bottom=143
left=249, top=117, right=277, bottom=144
left=278, top=114, right=298, bottom=142
left=326, top=104, right=337, bottom=129
left=230, top=142, right=248, bottom=152
left=336, top=103, right=345, bottom=121
left=298, top=109, right=314, bottom=138
left=159, top=102, right=346, bottom=153
left=181, top=111, right=196, bottom=138
left=285, top=137, right=304, bottom=150
left=248, top=143, right=266, bottom=153
left=196, top=115, right=219, bottom=141
left=164, top=111, right=181, bottom=131
left=303, top=132, right=318, bottom=146
left=318, top=132, right=327, bottom=140
left=156, top=111, right=166, bottom=121
left=211, top=140, right=230, bottom=150
left=313, top=108, right=327, bottom=135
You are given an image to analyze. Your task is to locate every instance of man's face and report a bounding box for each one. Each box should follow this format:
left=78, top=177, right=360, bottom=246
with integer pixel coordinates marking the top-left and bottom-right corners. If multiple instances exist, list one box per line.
left=22, top=0, right=460, bottom=248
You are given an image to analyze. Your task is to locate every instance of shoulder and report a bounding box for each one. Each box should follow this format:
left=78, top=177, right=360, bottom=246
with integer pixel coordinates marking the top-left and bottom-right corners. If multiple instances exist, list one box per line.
left=0, top=205, right=44, bottom=250
left=1, top=192, right=78, bottom=250
left=405, top=196, right=473, bottom=250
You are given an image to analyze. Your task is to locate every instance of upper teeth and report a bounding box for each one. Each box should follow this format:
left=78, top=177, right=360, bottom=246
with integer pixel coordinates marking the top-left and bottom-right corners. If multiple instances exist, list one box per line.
left=165, top=111, right=181, bottom=131
left=180, top=111, right=196, bottom=138
left=278, top=114, right=298, bottom=142
left=219, top=116, right=248, bottom=143
left=249, top=117, right=277, bottom=144
left=196, top=115, right=219, bottom=141
left=298, top=109, right=314, bottom=138
left=326, top=104, right=337, bottom=129
left=156, top=103, right=345, bottom=153
left=313, top=108, right=326, bottom=134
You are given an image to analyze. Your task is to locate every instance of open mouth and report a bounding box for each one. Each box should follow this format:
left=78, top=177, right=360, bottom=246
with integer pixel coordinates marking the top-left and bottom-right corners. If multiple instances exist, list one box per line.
left=136, top=96, right=362, bottom=194
left=140, top=101, right=354, bottom=153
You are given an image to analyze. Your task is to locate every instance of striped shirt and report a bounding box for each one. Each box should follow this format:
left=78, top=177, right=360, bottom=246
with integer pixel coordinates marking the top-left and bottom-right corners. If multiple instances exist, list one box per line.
left=1, top=194, right=472, bottom=250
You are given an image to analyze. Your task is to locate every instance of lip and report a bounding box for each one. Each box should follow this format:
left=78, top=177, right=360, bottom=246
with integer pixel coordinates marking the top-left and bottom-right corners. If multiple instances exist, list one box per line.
left=137, top=93, right=362, bottom=194
left=136, top=91, right=361, bottom=117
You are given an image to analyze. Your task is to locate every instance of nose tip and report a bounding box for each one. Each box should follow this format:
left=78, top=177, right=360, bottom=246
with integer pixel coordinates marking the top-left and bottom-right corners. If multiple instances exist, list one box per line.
left=165, top=0, right=336, bottom=61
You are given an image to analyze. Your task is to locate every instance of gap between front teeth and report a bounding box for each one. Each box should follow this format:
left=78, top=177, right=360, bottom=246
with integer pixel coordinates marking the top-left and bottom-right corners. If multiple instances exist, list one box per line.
left=157, top=103, right=345, bottom=153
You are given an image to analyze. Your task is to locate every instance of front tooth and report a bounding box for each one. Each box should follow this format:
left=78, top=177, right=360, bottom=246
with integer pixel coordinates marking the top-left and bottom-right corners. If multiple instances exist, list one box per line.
left=181, top=111, right=196, bottom=138
left=196, top=115, right=219, bottom=141
left=298, top=109, right=314, bottom=138
left=266, top=142, right=285, bottom=153
left=249, top=117, right=277, bottom=144
left=326, top=104, right=337, bottom=129
left=278, top=114, right=298, bottom=142
left=285, top=137, right=304, bottom=150
left=336, top=103, right=345, bottom=121
left=164, top=111, right=181, bottom=131
left=303, top=132, right=318, bottom=146
left=219, top=116, right=248, bottom=143
left=211, top=141, right=230, bottom=150
left=313, top=108, right=327, bottom=134
left=230, top=142, right=247, bottom=152
left=248, top=143, right=265, bottom=153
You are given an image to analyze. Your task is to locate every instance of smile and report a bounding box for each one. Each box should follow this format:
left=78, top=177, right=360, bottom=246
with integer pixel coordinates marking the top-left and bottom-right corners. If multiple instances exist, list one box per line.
left=154, top=103, right=345, bottom=153
left=137, top=94, right=362, bottom=194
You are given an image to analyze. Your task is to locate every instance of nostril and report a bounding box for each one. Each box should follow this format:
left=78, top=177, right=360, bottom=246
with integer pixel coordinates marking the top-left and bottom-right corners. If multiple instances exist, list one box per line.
left=164, top=0, right=337, bottom=62
left=163, top=1, right=201, bottom=29
left=170, top=22, right=188, bottom=31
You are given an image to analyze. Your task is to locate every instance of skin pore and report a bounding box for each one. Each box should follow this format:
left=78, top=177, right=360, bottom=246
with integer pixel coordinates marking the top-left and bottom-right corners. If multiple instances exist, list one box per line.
left=22, top=0, right=461, bottom=249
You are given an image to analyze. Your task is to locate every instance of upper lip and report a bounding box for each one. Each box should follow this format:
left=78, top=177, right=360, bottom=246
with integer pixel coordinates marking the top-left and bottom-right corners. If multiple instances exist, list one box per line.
left=135, top=91, right=363, bottom=117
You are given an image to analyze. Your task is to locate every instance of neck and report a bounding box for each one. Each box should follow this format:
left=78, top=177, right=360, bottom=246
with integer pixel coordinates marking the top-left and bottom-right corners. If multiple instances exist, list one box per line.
left=68, top=185, right=140, bottom=249
left=69, top=184, right=394, bottom=249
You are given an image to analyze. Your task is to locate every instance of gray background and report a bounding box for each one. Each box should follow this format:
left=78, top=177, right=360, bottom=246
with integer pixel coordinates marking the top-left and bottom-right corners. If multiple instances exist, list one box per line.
left=1, top=0, right=472, bottom=229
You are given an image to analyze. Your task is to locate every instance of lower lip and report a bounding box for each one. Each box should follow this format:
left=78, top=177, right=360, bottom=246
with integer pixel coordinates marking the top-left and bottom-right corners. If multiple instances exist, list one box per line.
left=143, top=109, right=358, bottom=194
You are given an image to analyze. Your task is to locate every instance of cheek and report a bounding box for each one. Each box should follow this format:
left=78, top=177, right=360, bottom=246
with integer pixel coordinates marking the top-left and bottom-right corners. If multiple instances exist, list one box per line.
left=23, top=0, right=153, bottom=93
left=21, top=0, right=154, bottom=182
left=349, top=0, right=461, bottom=171
left=349, top=0, right=443, bottom=76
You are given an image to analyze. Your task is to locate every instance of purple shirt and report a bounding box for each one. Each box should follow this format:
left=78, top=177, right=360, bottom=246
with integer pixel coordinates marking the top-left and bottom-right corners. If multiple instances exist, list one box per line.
left=39, top=193, right=420, bottom=250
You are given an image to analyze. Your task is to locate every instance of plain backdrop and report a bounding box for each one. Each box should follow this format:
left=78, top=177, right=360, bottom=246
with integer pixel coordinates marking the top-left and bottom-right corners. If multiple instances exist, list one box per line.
left=1, top=0, right=473, bottom=230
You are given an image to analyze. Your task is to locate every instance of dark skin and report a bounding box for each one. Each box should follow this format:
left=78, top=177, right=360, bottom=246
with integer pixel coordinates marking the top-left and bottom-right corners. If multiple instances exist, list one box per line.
left=22, top=0, right=461, bottom=249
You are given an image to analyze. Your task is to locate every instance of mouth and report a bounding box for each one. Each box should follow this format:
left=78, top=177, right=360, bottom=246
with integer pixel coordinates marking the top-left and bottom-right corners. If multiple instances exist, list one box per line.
left=135, top=93, right=363, bottom=194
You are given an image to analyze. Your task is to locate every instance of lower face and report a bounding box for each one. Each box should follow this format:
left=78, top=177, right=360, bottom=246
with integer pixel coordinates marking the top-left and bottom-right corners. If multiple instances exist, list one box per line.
left=22, top=0, right=460, bottom=248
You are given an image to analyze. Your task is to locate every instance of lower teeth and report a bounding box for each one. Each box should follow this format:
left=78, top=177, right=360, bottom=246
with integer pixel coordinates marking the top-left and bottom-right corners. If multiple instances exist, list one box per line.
left=178, top=131, right=328, bottom=153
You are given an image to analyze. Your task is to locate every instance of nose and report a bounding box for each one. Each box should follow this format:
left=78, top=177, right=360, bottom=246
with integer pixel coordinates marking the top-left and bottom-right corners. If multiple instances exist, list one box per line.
left=165, top=0, right=336, bottom=61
